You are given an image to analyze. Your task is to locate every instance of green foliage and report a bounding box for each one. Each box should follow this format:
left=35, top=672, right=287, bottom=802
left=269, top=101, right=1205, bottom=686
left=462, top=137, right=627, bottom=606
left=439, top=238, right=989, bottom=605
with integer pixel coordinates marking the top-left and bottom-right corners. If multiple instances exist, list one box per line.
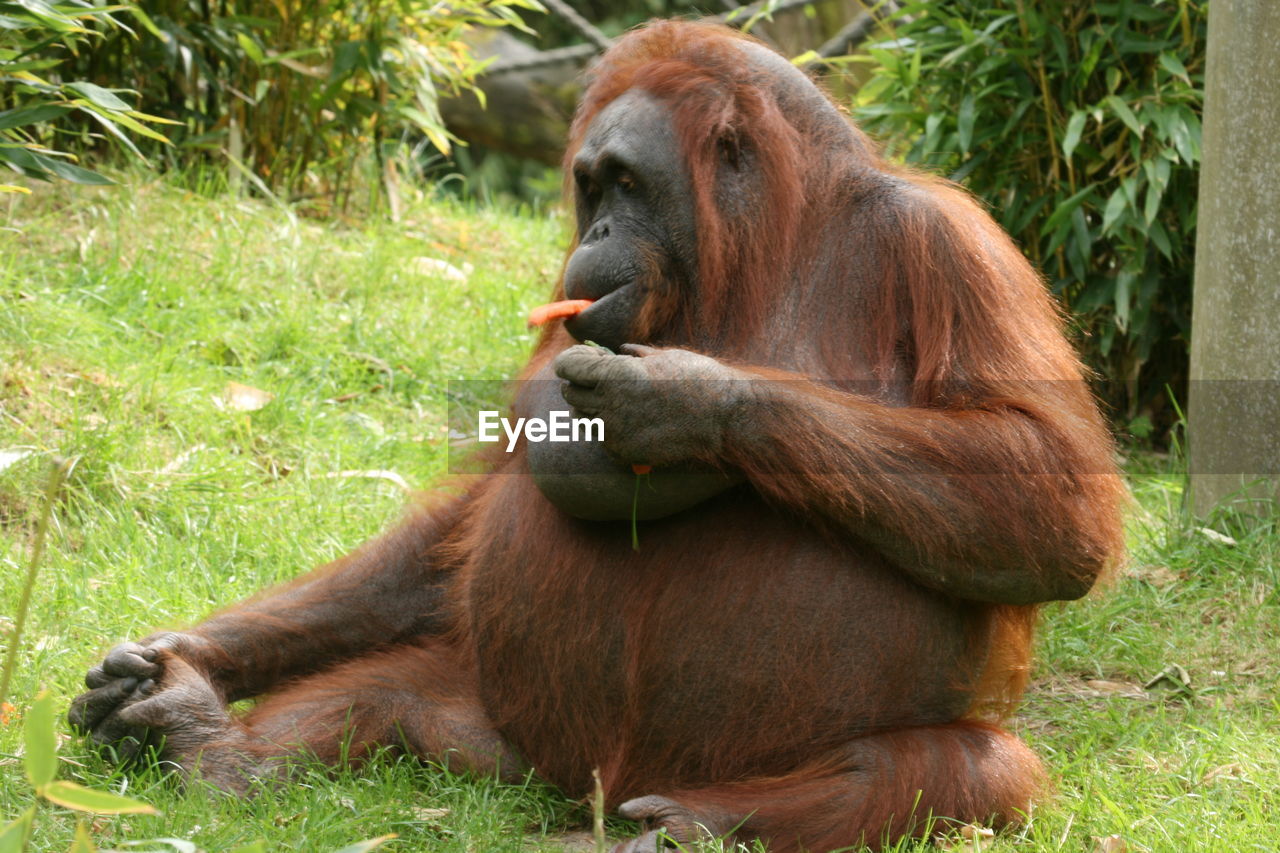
left=0, top=691, right=157, bottom=852
left=0, top=455, right=398, bottom=852
left=854, top=0, right=1206, bottom=431
left=0, top=807, right=35, bottom=853
left=64, top=0, right=543, bottom=209
left=0, top=458, right=158, bottom=853
left=0, top=1, right=175, bottom=192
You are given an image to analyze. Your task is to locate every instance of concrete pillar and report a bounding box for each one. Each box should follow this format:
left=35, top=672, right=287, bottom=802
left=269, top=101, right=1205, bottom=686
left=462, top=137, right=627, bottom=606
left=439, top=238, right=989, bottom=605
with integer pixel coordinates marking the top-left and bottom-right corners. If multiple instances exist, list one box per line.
left=1188, top=0, right=1280, bottom=518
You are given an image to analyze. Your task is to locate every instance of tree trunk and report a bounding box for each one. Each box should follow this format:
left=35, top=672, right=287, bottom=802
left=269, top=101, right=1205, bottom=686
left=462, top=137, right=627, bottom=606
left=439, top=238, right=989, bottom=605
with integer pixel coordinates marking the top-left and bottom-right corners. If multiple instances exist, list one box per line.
left=1188, top=0, right=1280, bottom=518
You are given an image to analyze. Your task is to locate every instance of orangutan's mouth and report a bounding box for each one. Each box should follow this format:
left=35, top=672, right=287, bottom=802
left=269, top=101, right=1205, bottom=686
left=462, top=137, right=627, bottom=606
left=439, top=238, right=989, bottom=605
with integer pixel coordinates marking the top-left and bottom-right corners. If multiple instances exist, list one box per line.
left=563, top=282, right=642, bottom=349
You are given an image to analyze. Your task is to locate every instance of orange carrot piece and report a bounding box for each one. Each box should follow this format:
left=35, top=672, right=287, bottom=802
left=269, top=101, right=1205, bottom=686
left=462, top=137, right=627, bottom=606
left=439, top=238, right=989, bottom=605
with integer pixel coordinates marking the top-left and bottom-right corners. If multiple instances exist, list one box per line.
left=631, top=464, right=652, bottom=475
left=527, top=299, right=594, bottom=327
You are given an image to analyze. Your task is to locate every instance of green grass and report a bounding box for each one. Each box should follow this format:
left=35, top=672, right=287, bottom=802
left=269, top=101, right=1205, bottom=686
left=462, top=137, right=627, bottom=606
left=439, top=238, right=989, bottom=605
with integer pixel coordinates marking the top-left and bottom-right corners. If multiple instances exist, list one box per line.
left=1, top=178, right=1277, bottom=852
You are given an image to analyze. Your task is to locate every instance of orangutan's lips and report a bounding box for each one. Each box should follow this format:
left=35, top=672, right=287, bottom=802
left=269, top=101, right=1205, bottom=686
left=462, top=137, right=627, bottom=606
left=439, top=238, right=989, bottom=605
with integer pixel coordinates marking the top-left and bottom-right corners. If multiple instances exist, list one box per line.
left=570, top=282, right=634, bottom=320
left=560, top=282, right=642, bottom=349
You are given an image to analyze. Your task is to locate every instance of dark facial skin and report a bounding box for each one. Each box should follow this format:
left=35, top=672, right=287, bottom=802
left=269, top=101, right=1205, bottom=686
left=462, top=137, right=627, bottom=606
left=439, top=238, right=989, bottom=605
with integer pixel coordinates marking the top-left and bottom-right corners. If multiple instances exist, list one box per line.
left=561, top=91, right=697, bottom=351
left=524, top=92, right=744, bottom=520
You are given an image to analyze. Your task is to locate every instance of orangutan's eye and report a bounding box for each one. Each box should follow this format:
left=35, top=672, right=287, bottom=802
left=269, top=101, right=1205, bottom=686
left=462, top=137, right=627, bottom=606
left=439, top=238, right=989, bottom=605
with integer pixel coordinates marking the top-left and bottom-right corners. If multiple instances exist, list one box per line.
left=616, top=173, right=636, bottom=192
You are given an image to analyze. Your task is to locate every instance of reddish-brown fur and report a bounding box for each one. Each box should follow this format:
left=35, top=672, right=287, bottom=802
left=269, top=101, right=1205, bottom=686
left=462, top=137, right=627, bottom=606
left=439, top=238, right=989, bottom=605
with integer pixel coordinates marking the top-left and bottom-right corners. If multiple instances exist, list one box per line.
left=76, top=21, right=1126, bottom=852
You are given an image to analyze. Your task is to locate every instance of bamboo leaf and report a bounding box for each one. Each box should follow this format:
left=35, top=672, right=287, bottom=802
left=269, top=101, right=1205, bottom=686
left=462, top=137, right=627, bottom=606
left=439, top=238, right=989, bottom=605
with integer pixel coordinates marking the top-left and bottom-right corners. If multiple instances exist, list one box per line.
left=127, top=111, right=183, bottom=126
left=0, top=806, right=36, bottom=853
left=0, top=0, right=82, bottom=33
left=0, top=58, right=64, bottom=73
left=94, top=107, right=171, bottom=144
left=75, top=106, right=144, bottom=160
left=1142, top=157, right=1171, bottom=195
left=1062, top=110, right=1088, bottom=159
left=1149, top=219, right=1172, bottom=259
left=1180, top=107, right=1203, bottom=161
left=957, top=93, right=975, bottom=154
left=65, top=82, right=131, bottom=112
left=40, top=780, right=159, bottom=815
left=1114, top=271, right=1135, bottom=332
left=23, top=691, right=57, bottom=789
left=1120, top=174, right=1139, bottom=209
left=1101, top=187, right=1128, bottom=235
left=1143, top=181, right=1164, bottom=226
left=236, top=32, right=265, bottom=65
left=123, top=4, right=166, bottom=40
left=1158, top=52, right=1190, bottom=83
left=1169, top=107, right=1196, bottom=164
left=1070, top=206, right=1091, bottom=281
left=0, top=103, right=71, bottom=131
left=1104, top=94, right=1143, bottom=136
left=67, top=822, right=95, bottom=853
left=1040, top=185, right=1095, bottom=237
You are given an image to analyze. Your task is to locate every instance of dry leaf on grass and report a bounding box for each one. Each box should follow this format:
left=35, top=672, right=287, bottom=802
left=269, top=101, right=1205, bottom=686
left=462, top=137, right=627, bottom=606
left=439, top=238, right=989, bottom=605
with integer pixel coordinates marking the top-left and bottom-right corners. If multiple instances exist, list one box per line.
left=1196, top=526, right=1238, bottom=546
left=408, top=806, right=450, bottom=820
left=940, top=824, right=995, bottom=850
left=1127, top=564, right=1183, bottom=587
left=325, top=470, right=412, bottom=493
left=1202, top=762, right=1243, bottom=784
left=411, top=256, right=472, bottom=282
left=1144, top=663, right=1193, bottom=692
left=1093, top=834, right=1128, bottom=852
left=1083, top=679, right=1147, bottom=697
left=326, top=384, right=383, bottom=404
left=0, top=448, right=33, bottom=473
left=159, top=444, right=207, bottom=475
left=217, top=381, right=274, bottom=412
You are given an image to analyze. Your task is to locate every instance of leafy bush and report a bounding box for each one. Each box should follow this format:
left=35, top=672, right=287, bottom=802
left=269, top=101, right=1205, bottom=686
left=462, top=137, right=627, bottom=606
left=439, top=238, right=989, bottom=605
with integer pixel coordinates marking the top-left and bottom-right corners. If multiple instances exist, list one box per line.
left=66, top=0, right=542, bottom=211
left=0, top=1, right=174, bottom=192
left=854, top=0, right=1206, bottom=434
